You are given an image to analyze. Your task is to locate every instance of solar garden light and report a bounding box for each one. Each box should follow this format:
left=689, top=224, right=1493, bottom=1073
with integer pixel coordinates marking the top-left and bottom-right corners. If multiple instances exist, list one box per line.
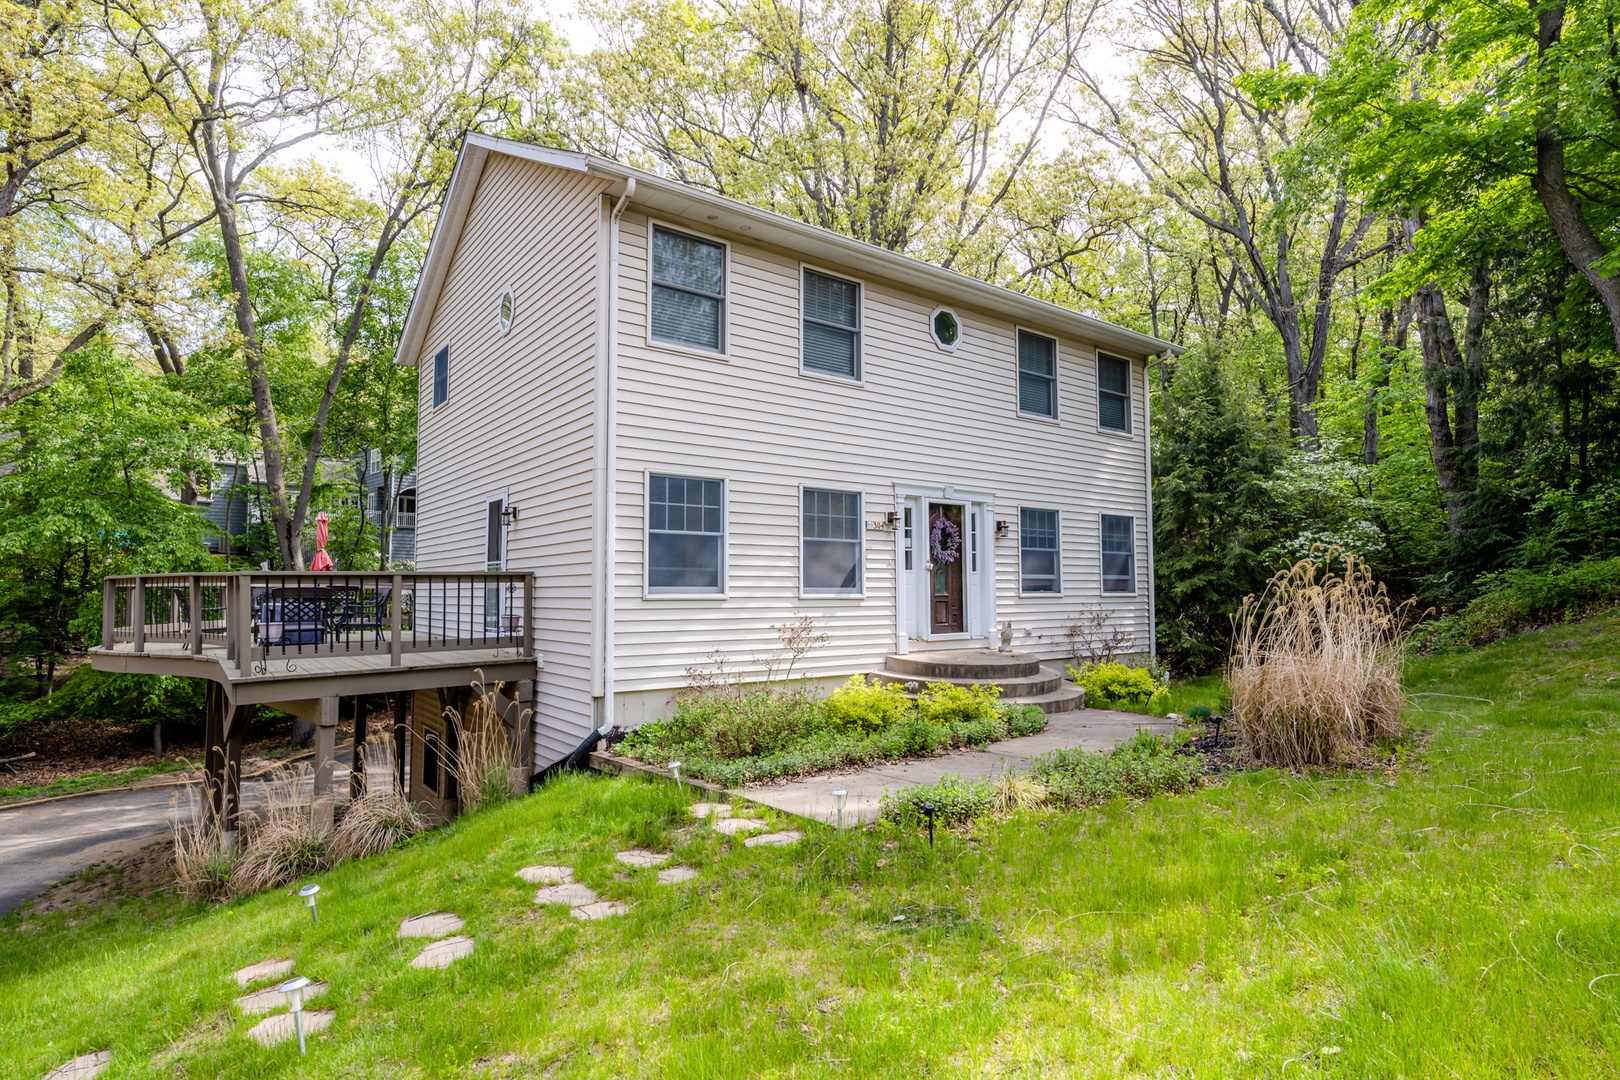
left=921, top=802, right=937, bottom=849
left=669, top=761, right=683, bottom=790
left=832, top=789, right=848, bottom=829
left=277, top=975, right=313, bottom=1054
left=298, top=883, right=321, bottom=923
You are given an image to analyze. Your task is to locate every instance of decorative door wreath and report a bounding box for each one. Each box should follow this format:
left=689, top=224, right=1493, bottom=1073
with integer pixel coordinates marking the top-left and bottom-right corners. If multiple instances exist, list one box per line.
left=930, top=516, right=962, bottom=565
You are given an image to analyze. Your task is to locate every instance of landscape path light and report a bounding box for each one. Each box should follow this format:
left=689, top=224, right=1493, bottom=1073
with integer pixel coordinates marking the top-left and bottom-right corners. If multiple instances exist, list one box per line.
left=831, top=789, right=848, bottom=830
left=298, top=883, right=321, bottom=923
left=277, top=975, right=313, bottom=1054
left=669, top=761, right=683, bottom=791
left=921, top=802, right=937, bottom=849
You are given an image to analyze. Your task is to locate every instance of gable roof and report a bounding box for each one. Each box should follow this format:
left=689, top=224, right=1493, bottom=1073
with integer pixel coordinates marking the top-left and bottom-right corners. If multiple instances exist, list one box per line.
left=396, top=133, right=1181, bottom=368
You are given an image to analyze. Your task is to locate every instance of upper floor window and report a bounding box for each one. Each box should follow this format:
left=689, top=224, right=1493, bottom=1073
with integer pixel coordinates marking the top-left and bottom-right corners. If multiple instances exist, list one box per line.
left=1101, top=514, right=1136, bottom=593
left=648, top=474, right=724, bottom=593
left=802, top=269, right=861, bottom=379
left=802, top=488, right=862, bottom=594
left=1018, top=330, right=1057, bottom=418
left=651, top=226, right=725, bottom=352
left=432, top=346, right=450, bottom=407
left=1020, top=507, right=1060, bottom=593
left=1098, top=353, right=1131, bottom=432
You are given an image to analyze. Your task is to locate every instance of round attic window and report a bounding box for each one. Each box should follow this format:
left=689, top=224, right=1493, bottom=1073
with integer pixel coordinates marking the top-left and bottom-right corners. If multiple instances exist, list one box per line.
left=930, top=306, right=960, bottom=351
left=498, top=290, right=515, bottom=332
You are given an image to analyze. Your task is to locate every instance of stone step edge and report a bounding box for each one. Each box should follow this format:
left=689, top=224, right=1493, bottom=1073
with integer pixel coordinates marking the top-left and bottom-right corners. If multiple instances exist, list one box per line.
left=883, top=653, right=1044, bottom=680
left=867, top=669, right=1063, bottom=696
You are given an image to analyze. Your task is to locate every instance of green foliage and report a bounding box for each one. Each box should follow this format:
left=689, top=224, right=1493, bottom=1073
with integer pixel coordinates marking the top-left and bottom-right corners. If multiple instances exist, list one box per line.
left=1000, top=703, right=1047, bottom=738
left=649, top=685, right=825, bottom=760
left=823, top=675, right=911, bottom=734
left=1455, top=557, right=1620, bottom=645
left=1068, top=663, right=1170, bottom=715
left=880, top=775, right=995, bottom=825
left=1028, top=741, right=1204, bottom=810
left=915, top=681, right=1001, bottom=726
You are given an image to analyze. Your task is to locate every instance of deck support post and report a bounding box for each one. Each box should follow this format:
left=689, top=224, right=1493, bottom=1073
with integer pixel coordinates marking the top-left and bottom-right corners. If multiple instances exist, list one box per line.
left=202, top=682, right=244, bottom=852
left=393, top=690, right=409, bottom=797
left=223, top=701, right=245, bottom=852
left=313, top=696, right=339, bottom=797
left=349, top=695, right=368, bottom=800
left=132, top=578, right=146, bottom=654
left=189, top=575, right=203, bottom=656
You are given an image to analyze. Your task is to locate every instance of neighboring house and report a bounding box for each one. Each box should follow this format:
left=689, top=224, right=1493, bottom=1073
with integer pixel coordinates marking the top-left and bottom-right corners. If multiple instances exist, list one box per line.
left=395, top=134, right=1178, bottom=769
left=192, top=462, right=256, bottom=555
left=357, top=450, right=418, bottom=567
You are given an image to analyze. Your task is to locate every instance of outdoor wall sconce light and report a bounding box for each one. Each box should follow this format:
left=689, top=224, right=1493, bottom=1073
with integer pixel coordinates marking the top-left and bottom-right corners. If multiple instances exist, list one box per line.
left=867, top=511, right=901, bottom=531
left=995, top=520, right=1011, bottom=539
left=277, top=975, right=313, bottom=1054
left=921, top=802, right=937, bottom=848
left=832, top=789, right=848, bottom=829
left=669, top=761, right=683, bottom=791
left=500, top=504, right=520, bottom=527
left=298, top=882, right=321, bottom=923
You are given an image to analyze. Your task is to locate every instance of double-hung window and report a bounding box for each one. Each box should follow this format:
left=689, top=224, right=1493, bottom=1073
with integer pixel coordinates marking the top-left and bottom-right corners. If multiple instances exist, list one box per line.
left=802, top=269, right=861, bottom=379
left=650, top=227, right=725, bottom=352
left=1101, top=514, right=1136, bottom=593
left=432, top=346, right=450, bottom=407
left=1098, top=353, right=1131, bottom=432
left=802, top=488, right=862, bottom=594
left=648, top=474, right=724, bottom=593
left=1020, top=508, right=1061, bottom=593
left=1018, top=330, right=1057, bottom=418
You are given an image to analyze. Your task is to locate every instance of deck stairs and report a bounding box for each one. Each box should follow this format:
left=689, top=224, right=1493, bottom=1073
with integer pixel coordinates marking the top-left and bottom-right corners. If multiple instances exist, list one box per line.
left=870, top=649, right=1084, bottom=714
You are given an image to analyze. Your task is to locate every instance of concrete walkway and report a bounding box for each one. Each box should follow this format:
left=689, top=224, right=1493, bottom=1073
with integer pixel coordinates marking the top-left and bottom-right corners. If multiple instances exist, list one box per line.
left=741, top=708, right=1173, bottom=826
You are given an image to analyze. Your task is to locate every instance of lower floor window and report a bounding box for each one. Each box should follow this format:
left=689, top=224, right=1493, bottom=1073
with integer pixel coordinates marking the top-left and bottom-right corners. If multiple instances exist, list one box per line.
left=802, top=488, right=862, bottom=593
left=648, top=474, right=724, bottom=592
left=1101, top=514, right=1136, bottom=593
left=1020, top=508, right=1060, bottom=593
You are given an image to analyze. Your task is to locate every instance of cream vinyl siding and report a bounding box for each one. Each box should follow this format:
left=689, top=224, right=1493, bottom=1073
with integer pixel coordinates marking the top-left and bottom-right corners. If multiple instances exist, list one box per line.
left=611, top=211, right=1150, bottom=695
left=412, top=155, right=610, bottom=764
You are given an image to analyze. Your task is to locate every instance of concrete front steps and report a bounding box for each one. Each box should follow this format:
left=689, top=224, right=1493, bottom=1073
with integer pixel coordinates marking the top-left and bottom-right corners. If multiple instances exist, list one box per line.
left=869, top=649, right=1084, bottom=714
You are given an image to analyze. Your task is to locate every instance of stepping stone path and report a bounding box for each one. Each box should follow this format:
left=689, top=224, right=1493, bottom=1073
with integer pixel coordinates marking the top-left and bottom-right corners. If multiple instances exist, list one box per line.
left=533, top=882, right=599, bottom=907
left=233, top=957, right=294, bottom=988
left=745, top=830, right=805, bottom=848
left=656, top=865, right=698, bottom=884
left=246, top=1009, right=336, bottom=1047
left=614, top=848, right=670, bottom=868
left=571, top=900, right=630, bottom=920
left=689, top=802, right=732, bottom=820
left=41, top=1051, right=112, bottom=1079
left=515, top=865, right=573, bottom=885
left=410, top=935, right=475, bottom=969
left=397, top=912, right=465, bottom=938
left=712, top=817, right=766, bottom=836
left=236, top=981, right=328, bottom=1016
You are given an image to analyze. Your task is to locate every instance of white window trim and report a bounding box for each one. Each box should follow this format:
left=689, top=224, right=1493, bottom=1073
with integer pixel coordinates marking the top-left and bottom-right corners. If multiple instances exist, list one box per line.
left=1017, top=506, right=1064, bottom=598
left=1096, top=351, right=1135, bottom=436
left=497, top=286, right=517, bottom=334
left=642, top=469, right=729, bottom=599
left=431, top=344, right=450, bottom=409
left=644, top=219, right=730, bottom=361
left=1015, top=326, right=1061, bottom=423
left=798, top=484, right=866, bottom=599
left=799, top=263, right=863, bottom=384
left=1099, top=511, right=1140, bottom=596
left=929, top=305, right=962, bottom=352
left=484, top=490, right=509, bottom=571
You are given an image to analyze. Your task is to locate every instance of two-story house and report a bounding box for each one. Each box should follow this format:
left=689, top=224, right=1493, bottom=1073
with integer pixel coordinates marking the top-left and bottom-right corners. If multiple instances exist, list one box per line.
left=395, top=135, right=1176, bottom=769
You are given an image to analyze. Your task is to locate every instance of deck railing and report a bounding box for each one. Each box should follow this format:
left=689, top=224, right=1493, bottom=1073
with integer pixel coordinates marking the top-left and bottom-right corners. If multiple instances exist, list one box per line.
left=101, top=571, right=534, bottom=672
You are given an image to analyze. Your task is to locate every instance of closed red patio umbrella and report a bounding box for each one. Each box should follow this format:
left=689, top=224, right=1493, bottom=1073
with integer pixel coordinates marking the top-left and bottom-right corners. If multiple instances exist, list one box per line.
left=310, top=511, right=334, bottom=571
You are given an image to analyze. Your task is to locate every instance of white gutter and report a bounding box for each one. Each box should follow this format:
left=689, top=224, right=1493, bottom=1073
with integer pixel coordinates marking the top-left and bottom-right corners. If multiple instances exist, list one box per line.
left=600, top=179, right=635, bottom=734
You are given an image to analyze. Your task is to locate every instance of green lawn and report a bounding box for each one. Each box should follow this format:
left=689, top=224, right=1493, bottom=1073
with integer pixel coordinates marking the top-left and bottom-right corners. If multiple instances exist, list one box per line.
left=3, top=612, right=1617, bottom=1077
left=0, top=758, right=196, bottom=806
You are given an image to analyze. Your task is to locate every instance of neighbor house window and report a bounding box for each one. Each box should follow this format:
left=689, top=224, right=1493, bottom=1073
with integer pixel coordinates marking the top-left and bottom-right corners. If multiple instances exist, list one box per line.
left=432, top=345, right=449, bottom=407
left=1020, top=508, right=1060, bottom=593
left=1101, top=514, right=1136, bottom=593
left=802, top=269, right=861, bottom=379
left=1098, top=353, right=1131, bottom=432
left=650, top=226, right=725, bottom=352
left=802, top=488, right=862, bottom=594
left=648, top=474, right=724, bottom=593
left=1018, top=330, right=1057, bottom=418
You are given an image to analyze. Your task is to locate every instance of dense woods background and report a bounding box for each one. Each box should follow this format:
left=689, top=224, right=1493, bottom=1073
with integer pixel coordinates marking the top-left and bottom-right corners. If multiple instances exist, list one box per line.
left=2, top=0, right=1618, bottom=707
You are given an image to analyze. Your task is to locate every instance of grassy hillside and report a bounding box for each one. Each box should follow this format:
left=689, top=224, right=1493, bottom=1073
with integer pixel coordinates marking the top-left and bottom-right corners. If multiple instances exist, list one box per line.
left=3, top=612, right=1617, bottom=1078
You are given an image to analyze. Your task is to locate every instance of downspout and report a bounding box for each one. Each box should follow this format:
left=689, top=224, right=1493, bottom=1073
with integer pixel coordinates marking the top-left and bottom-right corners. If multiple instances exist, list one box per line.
left=601, top=179, right=634, bottom=735
left=1144, top=352, right=1166, bottom=667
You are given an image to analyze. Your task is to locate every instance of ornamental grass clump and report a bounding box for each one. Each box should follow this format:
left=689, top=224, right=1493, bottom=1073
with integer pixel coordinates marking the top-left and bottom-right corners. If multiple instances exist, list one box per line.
left=230, top=765, right=330, bottom=896
left=328, top=738, right=428, bottom=862
left=444, top=678, right=523, bottom=815
left=1228, top=553, right=1412, bottom=769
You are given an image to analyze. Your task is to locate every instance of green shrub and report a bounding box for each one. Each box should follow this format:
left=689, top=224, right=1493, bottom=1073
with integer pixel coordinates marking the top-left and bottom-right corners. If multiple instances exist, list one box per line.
left=659, top=685, right=825, bottom=759
left=1029, top=741, right=1203, bottom=809
left=823, top=675, right=912, bottom=733
left=1457, top=557, right=1620, bottom=644
left=1068, top=662, right=1171, bottom=714
left=917, top=681, right=1001, bottom=725
left=880, top=775, right=995, bottom=825
left=1000, top=703, right=1047, bottom=738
